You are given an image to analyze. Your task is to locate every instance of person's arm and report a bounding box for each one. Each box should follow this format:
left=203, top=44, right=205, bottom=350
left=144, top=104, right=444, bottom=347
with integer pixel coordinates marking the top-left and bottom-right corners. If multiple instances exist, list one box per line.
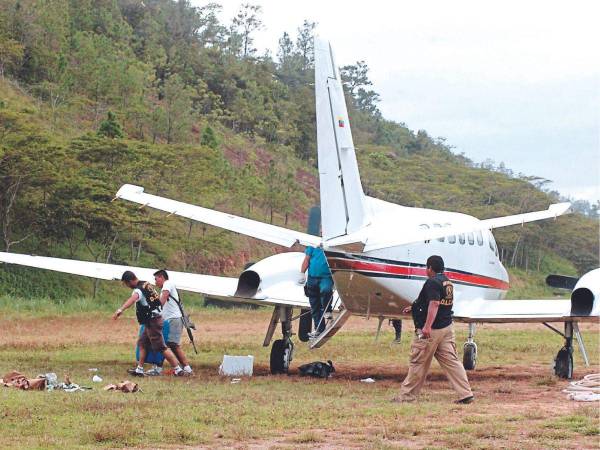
left=113, top=292, right=139, bottom=320
left=421, top=301, right=440, bottom=338
left=301, top=255, right=310, bottom=274
left=160, top=289, right=170, bottom=306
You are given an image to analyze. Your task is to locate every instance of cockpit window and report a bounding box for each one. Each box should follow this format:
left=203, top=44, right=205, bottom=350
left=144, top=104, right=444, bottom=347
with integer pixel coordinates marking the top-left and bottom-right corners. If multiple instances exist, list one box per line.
left=476, top=230, right=484, bottom=246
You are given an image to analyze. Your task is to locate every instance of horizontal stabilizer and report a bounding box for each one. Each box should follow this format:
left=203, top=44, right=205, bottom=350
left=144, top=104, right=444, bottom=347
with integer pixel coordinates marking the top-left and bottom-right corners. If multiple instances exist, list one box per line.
left=115, top=184, right=321, bottom=248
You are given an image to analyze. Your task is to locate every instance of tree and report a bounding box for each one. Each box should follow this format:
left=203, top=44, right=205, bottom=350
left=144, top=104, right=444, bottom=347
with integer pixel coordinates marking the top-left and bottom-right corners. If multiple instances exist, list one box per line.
left=231, top=3, right=263, bottom=58
left=295, top=20, right=316, bottom=71
left=341, top=61, right=372, bottom=96
left=97, top=111, right=123, bottom=138
left=200, top=125, right=219, bottom=149
left=162, top=74, right=194, bottom=144
left=0, top=35, right=23, bottom=78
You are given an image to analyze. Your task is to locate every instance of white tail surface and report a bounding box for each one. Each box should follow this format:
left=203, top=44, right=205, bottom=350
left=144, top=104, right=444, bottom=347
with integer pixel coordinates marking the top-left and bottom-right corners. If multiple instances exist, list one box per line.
left=314, top=38, right=369, bottom=241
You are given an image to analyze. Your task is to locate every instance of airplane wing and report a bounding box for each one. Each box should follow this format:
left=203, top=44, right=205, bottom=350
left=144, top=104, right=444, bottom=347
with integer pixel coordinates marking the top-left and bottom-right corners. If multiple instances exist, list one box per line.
left=452, top=297, right=598, bottom=323
left=114, top=184, right=321, bottom=248
left=359, top=202, right=571, bottom=252
left=0, top=252, right=310, bottom=309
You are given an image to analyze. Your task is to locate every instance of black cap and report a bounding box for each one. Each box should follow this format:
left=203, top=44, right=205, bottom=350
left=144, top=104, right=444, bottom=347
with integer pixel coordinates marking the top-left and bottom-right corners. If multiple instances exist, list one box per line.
left=121, top=270, right=137, bottom=282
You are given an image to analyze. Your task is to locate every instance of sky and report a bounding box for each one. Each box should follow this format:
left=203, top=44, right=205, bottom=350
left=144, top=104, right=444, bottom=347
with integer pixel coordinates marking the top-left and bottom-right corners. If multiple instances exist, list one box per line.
left=198, top=0, right=599, bottom=203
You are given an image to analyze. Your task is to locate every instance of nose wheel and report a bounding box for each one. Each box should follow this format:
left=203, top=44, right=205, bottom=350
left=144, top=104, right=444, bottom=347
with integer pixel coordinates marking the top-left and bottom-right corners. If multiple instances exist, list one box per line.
left=462, top=323, right=477, bottom=371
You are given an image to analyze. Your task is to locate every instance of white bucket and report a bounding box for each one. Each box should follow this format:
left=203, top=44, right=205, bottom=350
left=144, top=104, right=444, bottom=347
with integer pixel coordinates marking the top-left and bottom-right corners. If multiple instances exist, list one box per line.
left=218, top=355, right=254, bottom=377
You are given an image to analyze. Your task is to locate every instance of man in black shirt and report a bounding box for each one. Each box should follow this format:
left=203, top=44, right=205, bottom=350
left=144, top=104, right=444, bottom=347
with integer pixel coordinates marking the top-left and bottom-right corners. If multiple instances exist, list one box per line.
left=393, top=255, right=474, bottom=404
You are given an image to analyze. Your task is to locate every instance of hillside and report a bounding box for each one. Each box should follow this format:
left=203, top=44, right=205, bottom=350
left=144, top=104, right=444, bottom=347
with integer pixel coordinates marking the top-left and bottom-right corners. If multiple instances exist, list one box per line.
left=0, top=0, right=597, bottom=302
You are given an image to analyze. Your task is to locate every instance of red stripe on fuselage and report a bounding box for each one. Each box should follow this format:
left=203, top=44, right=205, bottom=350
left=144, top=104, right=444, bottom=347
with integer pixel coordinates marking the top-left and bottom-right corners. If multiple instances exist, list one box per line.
left=327, top=258, right=509, bottom=290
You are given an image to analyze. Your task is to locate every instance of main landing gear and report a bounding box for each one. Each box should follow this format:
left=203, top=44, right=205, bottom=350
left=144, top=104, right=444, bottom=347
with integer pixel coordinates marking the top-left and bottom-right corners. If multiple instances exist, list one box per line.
left=264, top=306, right=312, bottom=374
left=462, top=323, right=477, bottom=371
left=543, top=321, right=589, bottom=379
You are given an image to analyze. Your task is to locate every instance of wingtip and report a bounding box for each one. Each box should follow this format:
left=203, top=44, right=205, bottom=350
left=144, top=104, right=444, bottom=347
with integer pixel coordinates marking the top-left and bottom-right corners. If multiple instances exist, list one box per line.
left=115, top=184, right=144, bottom=199
left=549, top=202, right=572, bottom=216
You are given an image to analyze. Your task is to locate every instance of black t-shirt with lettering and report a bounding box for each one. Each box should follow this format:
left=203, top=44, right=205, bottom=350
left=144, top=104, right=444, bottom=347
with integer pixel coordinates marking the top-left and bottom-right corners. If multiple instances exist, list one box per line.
left=411, top=273, right=454, bottom=329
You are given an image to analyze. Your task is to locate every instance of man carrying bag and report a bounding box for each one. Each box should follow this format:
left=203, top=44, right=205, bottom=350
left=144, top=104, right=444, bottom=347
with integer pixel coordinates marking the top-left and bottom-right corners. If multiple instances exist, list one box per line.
left=153, top=270, right=195, bottom=376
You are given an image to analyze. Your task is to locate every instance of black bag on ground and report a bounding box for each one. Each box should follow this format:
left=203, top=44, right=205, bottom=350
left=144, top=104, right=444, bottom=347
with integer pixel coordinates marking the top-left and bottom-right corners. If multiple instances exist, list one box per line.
left=298, top=360, right=335, bottom=378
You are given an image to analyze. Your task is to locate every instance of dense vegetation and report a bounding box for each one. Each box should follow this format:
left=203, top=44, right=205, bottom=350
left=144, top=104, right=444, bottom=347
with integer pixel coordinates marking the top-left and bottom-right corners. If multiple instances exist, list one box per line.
left=0, top=0, right=597, bottom=300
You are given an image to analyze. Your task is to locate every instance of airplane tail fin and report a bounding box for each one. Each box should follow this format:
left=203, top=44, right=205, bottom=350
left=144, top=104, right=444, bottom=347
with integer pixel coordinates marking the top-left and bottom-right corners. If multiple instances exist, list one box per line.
left=314, top=38, right=370, bottom=241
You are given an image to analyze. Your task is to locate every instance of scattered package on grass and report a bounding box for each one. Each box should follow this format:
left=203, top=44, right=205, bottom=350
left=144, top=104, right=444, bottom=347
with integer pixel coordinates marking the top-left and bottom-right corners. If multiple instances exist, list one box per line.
left=219, top=355, right=254, bottom=377
left=230, top=378, right=241, bottom=384
left=92, top=375, right=103, bottom=383
left=104, top=380, right=139, bottom=393
left=1, top=371, right=47, bottom=390
left=1, top=371, right=90, bottom=392
left=360, top=377, right=376, bottom=383
left=298, top=360, right=335, bottom=379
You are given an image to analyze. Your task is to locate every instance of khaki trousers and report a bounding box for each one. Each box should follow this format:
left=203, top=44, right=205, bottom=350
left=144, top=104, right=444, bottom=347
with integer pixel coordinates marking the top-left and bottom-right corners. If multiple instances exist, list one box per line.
left=399, top=324, right=473, bottom=400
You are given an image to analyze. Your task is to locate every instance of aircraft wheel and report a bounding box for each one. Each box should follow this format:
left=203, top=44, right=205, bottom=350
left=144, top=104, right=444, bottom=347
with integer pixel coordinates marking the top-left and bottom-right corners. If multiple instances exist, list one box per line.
left=554, top=346, right=573, bottom=379
left=298, top=309, right=312, bottom=342
left=463, top=342, right=477, bottom=371
left=270, top=339, right=293, bottom=374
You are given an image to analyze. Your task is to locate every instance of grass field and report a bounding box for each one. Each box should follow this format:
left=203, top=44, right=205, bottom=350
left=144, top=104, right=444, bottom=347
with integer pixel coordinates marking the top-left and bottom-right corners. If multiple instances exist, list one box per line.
left=0, top=304, right=598, bottom=449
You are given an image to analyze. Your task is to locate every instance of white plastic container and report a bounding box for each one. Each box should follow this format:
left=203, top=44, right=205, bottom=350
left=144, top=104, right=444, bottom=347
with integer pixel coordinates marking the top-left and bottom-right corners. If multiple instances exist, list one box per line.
left=218, top=355, right=254, bottom=377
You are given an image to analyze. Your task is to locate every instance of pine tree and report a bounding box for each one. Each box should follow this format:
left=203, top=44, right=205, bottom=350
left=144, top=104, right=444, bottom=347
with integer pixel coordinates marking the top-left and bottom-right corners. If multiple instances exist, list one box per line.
left=97, top=111, right=123, bottom=139
left=200, top=125, right=219, bottom=149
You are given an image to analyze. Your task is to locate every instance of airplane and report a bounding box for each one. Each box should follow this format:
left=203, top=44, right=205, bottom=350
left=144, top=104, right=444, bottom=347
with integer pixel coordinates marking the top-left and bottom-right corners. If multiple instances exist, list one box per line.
left=0, top=39, right=597, bottom=379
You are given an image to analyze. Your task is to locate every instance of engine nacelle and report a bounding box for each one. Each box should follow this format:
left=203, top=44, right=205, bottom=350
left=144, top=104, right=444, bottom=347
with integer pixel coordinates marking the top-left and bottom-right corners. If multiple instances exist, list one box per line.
left=235, top=252, right=305, bottom=299
left=571, top=268, right=600, bottom=317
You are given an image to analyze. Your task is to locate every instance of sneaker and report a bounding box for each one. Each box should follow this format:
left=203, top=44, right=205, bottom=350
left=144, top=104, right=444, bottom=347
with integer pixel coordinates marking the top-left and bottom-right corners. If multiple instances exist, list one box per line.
left=145, top=367, right=162, bottom=377
left=308, top=331, right=321, bottom=340
left=323, top=312, right=333, bottom=320
left=132, top=368, right=145, bottom=377
left=456, top=395, right=474, bottom=404
left=173, top=369, right=186, bottom=377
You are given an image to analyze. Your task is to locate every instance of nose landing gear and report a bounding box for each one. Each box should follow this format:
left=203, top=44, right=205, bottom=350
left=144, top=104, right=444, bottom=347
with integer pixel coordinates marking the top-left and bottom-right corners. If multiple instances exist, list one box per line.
left=462, top=323, right=477, bottom=371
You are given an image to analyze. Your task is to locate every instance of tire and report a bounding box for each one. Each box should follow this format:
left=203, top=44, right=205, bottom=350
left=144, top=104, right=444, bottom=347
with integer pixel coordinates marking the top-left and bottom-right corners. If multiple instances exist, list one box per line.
left=463, top=342, right=477, bottom=371
left=298, top=309, right=312, bottom=342
left=554, top=346, right=573, bottom=379
left=270, top=339, right=293, bottom=374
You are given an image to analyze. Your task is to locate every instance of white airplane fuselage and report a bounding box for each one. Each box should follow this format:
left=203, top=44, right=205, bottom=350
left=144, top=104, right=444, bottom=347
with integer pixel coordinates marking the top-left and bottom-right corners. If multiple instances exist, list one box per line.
left=324, top=197, right=509, bottom=317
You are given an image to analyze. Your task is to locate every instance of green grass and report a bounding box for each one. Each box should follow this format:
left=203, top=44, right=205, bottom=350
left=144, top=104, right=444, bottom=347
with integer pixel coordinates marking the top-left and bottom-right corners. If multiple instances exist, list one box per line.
left=0, top=305, right=598, bottom=449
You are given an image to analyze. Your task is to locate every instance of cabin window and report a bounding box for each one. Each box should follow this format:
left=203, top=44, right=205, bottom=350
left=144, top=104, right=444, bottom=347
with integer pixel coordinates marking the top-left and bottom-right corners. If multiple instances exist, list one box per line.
left=476, top=230, right=484, bottom=246
left=488, top=232, right=495, bottom=252
left=459, top=233, right=466, bottom=245
left=467, top=232, right=475, bottom=245
left=448, top=234, right=456, bottom=244
left=433, top=223, right=444, bottom=242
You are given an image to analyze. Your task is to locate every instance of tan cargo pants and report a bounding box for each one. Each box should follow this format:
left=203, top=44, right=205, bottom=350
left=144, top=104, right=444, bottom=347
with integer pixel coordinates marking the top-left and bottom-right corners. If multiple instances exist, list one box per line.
left=399, top=324, right=473, bottom=401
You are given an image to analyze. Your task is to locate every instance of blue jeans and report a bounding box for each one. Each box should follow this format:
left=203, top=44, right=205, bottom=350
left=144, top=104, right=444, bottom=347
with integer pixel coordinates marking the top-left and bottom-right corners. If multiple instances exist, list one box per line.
left=307, top=276, right=333, bottom=333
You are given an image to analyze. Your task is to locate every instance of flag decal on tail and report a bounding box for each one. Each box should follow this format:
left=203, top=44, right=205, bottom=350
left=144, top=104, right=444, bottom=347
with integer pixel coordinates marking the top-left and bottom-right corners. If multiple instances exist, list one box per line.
left=338, top=118, right=345, bottom=127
